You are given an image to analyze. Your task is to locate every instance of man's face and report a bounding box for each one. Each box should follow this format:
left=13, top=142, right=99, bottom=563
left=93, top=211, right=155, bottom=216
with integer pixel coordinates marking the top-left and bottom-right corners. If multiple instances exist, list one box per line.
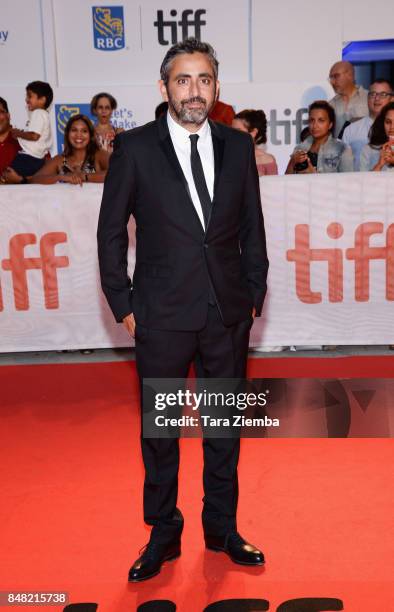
left=329, top=65, right=353, bottom=95
left=368, top=82, right=394, bottom=118
left=0, top=103, right=10, bottom=135
left=159, top=52, right=219, bottom=130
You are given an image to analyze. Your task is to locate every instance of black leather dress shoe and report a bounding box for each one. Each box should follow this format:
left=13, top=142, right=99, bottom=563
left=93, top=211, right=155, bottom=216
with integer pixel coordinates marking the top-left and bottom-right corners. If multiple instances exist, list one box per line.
left=205, top=532, right=265, bottom=565
left=128, top=538, right=181, bottom=582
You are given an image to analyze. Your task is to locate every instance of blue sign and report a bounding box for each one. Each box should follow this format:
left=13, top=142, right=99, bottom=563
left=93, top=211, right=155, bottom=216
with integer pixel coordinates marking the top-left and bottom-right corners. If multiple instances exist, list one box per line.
left=92, top=6, right=125, bottom=51
left=55, top=104, right=95, bottom=153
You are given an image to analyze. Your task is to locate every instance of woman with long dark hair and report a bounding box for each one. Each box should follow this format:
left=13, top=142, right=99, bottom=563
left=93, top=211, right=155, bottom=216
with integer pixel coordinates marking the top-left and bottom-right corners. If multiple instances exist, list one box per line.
left=360, top=101, right=394, bottom=171
left=232, top=109, right=278, bottom=176
left=286, top=100, right=353, bottom=174
left=3, top=114, right=109, bottom=185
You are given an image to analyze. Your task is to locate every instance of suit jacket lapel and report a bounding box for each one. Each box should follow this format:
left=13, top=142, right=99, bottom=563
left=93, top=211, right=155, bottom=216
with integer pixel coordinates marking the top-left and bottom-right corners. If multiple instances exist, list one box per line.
left=157, top=114, right=205, bottom=234
left=209, top=119, right=225, bottom=200
left=156, top=114, right=226, bottom=235
left=204, top=119, right=225, bottom=234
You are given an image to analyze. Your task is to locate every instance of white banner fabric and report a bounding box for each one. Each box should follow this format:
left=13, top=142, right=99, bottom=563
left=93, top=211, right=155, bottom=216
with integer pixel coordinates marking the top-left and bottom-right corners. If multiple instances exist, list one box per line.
left=0, top=173, right=393, bottom=352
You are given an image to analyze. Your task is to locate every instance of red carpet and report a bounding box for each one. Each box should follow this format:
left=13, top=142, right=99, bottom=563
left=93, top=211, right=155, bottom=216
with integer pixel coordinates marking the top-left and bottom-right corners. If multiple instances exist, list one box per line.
left=1, top=358, right=393, bottom=611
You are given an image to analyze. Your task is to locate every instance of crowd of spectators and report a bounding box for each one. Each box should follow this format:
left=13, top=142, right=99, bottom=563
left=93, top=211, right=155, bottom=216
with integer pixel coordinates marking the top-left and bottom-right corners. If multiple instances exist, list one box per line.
left=0, top=84, right=113, bottom=186
left=0, top=61, right=393, bottom=187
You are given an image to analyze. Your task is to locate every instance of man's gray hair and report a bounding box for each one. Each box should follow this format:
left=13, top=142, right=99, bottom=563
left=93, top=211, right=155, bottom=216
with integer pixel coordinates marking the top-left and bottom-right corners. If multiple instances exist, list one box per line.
left=160, top=38, right=219, bottom=85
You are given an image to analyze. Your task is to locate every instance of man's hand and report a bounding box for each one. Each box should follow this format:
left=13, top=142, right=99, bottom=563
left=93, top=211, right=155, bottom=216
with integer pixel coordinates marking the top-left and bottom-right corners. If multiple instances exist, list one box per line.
left=123, top=313, right=136, bottom=337
left=252, top=307, right=256, bottom=319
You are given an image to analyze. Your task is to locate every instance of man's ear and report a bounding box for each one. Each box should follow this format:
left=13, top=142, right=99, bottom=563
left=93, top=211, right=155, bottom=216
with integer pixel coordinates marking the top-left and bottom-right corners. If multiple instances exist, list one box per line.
left=215, top=80, right=220, bottom=103
left=158, top=80, right=169, bottom=102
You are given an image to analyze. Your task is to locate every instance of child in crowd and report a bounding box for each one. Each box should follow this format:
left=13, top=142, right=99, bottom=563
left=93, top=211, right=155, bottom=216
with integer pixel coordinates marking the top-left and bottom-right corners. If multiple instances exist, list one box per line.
left=10, top=81, right=53, bottom=179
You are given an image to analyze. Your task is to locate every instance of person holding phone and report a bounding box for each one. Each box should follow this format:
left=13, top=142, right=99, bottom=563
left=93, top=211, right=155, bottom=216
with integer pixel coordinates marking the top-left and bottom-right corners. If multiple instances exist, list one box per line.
left=286, top=100, right=353, bottom=174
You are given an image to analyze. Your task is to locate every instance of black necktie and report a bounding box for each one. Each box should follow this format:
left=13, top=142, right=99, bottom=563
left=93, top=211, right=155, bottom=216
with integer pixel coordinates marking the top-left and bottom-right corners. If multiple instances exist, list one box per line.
left=189, top=134, right=211, bottom=228
left=189, top=134, right=216, bottom=305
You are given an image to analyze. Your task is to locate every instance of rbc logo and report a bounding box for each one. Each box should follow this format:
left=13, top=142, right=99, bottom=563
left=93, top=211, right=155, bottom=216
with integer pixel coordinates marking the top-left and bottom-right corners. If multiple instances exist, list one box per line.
left=92, top=6, right=125, bottom=51
left=55, top=104, right=95, bottom=153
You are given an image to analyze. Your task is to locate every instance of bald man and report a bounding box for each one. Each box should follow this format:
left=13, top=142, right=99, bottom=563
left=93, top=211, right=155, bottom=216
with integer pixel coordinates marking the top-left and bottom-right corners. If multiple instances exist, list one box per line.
left=328, top=61, right=368, bottom=138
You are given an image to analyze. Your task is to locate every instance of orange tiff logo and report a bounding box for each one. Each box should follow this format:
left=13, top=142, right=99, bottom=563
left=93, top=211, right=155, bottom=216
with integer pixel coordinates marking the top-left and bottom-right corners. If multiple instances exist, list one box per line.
left=0, top=233, right=69, bottom=311
left=286, top=222, right=394, bottom=303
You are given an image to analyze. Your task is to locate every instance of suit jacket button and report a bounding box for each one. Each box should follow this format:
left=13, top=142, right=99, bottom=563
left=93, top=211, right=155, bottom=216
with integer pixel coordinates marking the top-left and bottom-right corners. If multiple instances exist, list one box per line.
left=204, top=244, right=209, bottom=249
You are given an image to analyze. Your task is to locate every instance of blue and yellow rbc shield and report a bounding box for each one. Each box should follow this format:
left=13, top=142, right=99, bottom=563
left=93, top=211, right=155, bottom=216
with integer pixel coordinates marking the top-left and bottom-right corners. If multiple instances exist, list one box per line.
left=92, top=6, right=125, bottom=51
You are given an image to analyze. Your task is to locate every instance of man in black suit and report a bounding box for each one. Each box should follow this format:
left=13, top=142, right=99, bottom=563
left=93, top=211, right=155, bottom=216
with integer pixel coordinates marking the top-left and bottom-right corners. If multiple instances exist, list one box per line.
left=97, top=38, right=269, bottom=582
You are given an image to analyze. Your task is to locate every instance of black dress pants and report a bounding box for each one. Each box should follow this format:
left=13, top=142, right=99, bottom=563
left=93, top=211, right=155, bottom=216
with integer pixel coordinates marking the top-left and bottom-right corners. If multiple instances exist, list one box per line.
left=135, top=304, right=252, bottom=541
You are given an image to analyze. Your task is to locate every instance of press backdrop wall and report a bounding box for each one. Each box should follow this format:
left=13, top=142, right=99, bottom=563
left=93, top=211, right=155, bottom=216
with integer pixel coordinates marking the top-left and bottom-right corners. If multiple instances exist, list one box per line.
left=1, top=0, right=394, bottom=173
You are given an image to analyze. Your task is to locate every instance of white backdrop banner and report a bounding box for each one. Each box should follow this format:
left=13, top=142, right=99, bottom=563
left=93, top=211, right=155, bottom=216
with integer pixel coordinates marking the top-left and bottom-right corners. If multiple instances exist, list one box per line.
left=53, top=0, right=249, bottom=86
left=0, top=0, right=45, bottom=86
left=0, top=174, right=393, bottom=352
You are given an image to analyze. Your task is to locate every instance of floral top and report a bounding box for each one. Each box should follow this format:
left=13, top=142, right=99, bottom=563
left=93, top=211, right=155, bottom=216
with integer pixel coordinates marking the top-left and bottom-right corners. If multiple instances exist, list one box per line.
left=59, top=155, right=96, bottom=175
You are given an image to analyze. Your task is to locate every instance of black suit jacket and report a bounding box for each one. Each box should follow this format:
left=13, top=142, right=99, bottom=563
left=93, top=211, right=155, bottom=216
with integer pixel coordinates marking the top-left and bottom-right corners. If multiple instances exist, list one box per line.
left=97, top=114, right=269, bottom=330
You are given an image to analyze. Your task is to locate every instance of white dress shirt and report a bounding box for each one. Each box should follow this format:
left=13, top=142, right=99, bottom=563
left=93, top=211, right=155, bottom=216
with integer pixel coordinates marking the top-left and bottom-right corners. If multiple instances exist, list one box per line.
left=342, top=115, right=373, bottom=171
left=329, top=85, right=369, bottom=138
left=167, top=110, right=215, bottom=229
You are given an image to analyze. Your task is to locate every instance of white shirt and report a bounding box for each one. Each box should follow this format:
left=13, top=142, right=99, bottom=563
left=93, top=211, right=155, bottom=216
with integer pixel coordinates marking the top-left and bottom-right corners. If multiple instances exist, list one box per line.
left=329, top=85, right=369, bottom=138
left=342, top=115, right=373, bottom=171
left=167, top=111, right=214, bottom=229
left=18, top=109, right=52, bottom=159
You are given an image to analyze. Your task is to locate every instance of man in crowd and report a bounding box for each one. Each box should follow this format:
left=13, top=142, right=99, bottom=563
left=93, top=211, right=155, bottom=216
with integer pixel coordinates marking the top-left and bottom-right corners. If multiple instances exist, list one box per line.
left=0, top=98, right=20, bottom=178
left=328, top=61, right=368, bottom=138
left=98, top=38, right=268, bottom=582
left=343, top=79, right=394, bottom=170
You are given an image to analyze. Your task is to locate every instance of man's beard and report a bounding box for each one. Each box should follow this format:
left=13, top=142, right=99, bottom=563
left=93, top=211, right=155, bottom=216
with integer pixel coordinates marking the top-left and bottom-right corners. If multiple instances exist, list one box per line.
left=168, top=94, right=211, bottom=126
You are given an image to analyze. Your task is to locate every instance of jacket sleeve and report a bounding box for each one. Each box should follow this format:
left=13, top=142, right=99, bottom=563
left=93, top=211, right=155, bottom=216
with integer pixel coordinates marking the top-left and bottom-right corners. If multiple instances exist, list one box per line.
left=97, top=133, right=136, bottom=322
left=239, top=139, right=269, bottom=316
left=340, top=144, right=354, bottom=173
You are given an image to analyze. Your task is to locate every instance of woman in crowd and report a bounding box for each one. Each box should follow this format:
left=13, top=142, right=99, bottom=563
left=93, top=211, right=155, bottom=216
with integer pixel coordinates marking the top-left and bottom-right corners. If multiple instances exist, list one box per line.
left=90, top=92, right=124, bottom=153
left=2, top=114, right=109, bottom=185
left=232, top=109, right=278, bottom=176
left=286, top=100, right=353, bottom=174
left=359, top=101, right=394, bottom=171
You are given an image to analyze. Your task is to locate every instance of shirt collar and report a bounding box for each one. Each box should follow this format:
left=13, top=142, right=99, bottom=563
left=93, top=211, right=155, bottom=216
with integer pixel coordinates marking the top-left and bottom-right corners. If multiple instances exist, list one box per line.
left=335, top=85, right=363, bottom=101
left=167, top=110, right=210, bottom=146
